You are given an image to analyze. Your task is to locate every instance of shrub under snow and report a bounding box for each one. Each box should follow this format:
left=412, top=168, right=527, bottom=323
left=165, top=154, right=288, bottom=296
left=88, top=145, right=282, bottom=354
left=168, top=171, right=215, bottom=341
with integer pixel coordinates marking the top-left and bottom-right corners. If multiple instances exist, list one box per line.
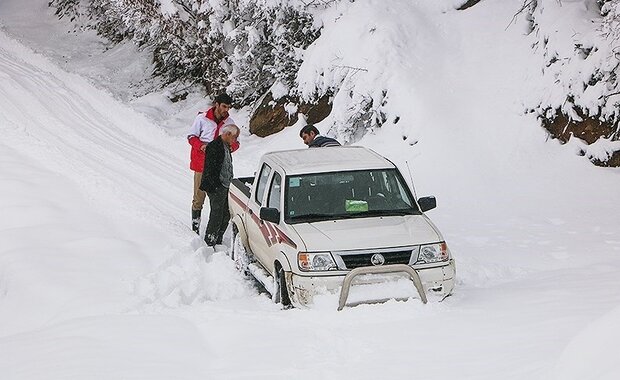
left=527, top=0, right=620, bottom=165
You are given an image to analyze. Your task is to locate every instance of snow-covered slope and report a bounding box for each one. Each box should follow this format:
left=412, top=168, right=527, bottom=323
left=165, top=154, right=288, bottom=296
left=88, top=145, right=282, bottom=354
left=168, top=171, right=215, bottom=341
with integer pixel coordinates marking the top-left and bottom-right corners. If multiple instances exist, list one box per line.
left=1, top=0, right=620, bottom=379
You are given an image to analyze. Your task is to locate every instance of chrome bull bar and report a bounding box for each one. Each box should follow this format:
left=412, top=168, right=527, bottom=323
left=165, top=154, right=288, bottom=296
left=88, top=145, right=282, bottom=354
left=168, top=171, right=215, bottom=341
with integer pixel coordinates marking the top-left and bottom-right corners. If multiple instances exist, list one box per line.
left=337, top=264, right=428, bottom=311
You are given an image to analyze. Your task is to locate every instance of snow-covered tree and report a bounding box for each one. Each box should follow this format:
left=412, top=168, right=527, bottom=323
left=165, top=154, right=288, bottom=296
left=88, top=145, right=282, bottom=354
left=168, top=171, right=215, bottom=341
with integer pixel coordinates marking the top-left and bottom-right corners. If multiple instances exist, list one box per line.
left=49, top=0, right=84, bottom=21
left=48, top=0, right=323, bottom=106
left=527, top=0, right=620, bottom=165
left=223, top=1, right=320, bottom=105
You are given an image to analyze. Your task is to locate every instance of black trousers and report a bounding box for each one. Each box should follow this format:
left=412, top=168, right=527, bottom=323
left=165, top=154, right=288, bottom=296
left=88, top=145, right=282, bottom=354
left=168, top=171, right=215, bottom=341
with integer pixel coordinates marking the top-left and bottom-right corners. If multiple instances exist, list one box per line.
left=205, top=186, right=230, bottom=246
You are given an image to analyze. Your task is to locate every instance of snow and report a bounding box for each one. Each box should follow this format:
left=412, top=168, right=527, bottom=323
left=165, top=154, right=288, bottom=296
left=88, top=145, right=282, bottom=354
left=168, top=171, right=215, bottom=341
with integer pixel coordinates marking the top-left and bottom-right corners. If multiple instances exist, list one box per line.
left=553, top=305, right=620, bottom=380
left=1, top=0, right=620, bottom=379
left=159, top=0, right=178, bottom=17
left=270, top=80, right=289, bottom=100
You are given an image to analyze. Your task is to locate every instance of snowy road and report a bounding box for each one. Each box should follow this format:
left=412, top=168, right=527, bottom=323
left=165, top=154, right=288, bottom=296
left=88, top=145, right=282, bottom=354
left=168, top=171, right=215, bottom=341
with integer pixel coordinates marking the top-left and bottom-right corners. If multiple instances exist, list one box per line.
left=2, top=1, right=620, bottom=379
left=0, top=31, right=189, bottom=227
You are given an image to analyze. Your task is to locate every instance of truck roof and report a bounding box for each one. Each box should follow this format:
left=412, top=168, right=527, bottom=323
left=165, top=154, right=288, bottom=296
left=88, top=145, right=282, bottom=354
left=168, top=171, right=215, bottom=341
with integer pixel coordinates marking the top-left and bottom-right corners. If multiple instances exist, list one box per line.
left=262, top=146, right=395, bottom=175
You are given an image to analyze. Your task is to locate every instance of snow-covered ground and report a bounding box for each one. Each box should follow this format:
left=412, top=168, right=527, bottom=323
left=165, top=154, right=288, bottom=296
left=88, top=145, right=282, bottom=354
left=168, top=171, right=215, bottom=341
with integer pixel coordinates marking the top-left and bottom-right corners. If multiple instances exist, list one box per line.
left=1, top=0, right=620, bottom=379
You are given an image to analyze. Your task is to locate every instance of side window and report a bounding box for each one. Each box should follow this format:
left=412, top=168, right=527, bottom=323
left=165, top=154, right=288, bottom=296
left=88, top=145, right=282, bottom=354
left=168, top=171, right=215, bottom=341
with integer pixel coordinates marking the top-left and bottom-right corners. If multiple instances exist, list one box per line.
left=255, top=164, right=272, bottom=205
left=267, top=172, right=282, bottom=211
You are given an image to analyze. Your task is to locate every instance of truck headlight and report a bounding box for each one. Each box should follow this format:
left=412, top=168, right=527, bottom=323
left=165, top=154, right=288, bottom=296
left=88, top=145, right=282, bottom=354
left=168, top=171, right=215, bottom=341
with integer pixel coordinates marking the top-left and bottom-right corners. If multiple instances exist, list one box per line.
left=298, top=252, right=337, bottom=271
left=416, top=242, right=449, bottom=264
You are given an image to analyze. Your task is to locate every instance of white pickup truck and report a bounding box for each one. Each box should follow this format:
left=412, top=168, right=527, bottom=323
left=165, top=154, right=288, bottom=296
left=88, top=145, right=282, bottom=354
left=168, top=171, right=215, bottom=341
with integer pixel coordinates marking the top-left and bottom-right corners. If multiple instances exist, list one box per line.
left=228, top=146, right=455, bottom=309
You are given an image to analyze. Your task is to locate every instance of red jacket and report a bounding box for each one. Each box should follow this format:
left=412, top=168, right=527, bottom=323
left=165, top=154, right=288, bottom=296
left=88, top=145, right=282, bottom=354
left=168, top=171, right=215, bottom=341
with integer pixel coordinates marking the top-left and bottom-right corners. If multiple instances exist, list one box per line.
left=187, top=107, right=239, bottom=172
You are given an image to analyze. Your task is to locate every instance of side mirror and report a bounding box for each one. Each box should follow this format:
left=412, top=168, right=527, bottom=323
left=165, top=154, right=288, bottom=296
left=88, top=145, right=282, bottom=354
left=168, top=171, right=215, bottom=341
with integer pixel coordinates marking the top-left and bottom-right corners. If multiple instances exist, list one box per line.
left=418, top=196, right=437, bottom=212
left=260, top=207, right=281, bottom=224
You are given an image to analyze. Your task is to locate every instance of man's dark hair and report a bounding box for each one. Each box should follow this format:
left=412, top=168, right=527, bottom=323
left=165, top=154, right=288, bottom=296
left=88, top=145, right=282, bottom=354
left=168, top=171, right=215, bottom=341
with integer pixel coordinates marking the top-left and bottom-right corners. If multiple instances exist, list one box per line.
left=214, top=93, right=233, bottom=105
left=299, top=124, right=320, bottom=137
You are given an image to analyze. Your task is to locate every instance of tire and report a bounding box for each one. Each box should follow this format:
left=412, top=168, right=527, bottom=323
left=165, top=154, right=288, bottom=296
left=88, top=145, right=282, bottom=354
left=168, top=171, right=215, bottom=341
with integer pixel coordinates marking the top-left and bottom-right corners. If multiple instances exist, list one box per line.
left=228, top=224, right=237, bottom=259
left=273, top=264, right=292, bottom=309
left=231, top=225, right=250, bottom=276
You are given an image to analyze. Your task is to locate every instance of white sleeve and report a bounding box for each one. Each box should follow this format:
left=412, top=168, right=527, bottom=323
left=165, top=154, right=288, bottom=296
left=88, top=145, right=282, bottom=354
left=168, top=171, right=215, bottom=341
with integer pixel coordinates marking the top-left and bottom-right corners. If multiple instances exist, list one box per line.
left=188, top=115, right=203, bottom=139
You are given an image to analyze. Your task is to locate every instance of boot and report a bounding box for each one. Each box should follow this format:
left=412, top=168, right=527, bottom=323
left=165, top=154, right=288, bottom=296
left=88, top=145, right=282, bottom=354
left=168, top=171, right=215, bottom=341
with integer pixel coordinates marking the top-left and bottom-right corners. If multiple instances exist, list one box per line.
left=216, top=230, right=225, bottom=245
left=191, top=209, right=201, bottom=234
left=204, top=233, right=217, bottom=247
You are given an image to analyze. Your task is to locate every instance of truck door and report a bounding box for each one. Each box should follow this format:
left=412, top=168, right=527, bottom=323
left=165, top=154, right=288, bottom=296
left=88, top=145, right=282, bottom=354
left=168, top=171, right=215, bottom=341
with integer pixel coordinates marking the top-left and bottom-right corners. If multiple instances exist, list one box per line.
left=246, top=163, right=274, bottom=272
left=262, top=171, right=284, bottom=274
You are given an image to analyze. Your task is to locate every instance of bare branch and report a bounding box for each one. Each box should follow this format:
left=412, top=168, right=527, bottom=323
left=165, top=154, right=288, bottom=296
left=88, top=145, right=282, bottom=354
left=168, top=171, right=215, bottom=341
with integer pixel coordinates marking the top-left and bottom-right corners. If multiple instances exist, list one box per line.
left=600, top=91, right=620, bottom=100
left=506, top=0, right=536, bottom=31
left=334, top=65, right=368, bottom=72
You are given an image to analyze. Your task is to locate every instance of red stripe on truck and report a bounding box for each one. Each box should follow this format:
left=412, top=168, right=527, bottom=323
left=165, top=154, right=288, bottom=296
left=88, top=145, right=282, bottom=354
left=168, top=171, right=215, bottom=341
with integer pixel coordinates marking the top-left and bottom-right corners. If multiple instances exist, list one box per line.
left=229, top=191, right=247, bottom=211
left=274, top=226, right=297, bottom=249
left=230, top=185, right=297, bottom=249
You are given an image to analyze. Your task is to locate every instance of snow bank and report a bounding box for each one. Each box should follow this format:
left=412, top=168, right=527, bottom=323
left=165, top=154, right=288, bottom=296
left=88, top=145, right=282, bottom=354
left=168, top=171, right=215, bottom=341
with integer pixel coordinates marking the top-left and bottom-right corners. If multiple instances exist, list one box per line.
left=297, top=0, right=449, bottom=142
left=135, top=247, right=256, bottom=307
left=0, top=315, right=211, bottom=379
left=553, top=305, right=620, bottom=380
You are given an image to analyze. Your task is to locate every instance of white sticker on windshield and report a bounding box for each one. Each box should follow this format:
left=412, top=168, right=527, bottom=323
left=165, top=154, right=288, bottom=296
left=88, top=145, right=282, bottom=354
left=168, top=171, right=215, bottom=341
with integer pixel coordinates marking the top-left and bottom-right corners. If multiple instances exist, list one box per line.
left=289, top=178, right=301, bottom=187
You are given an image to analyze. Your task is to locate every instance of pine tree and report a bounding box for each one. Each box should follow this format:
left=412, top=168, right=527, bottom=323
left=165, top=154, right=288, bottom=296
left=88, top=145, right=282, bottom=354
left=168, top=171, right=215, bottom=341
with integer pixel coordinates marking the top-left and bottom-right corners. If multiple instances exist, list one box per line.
left=48, top=0, right=324, bottom=107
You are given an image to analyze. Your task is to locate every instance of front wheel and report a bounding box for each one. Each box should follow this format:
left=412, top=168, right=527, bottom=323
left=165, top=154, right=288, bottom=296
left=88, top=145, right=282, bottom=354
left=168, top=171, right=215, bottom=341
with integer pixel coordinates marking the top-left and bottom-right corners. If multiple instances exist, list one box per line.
left=273, top=264, right=292, bottom=309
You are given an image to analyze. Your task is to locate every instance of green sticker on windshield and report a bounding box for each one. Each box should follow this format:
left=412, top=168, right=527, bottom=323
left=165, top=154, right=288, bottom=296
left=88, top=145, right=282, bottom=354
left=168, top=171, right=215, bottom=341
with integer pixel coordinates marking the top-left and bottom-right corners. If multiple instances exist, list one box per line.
left=289, top=178, right=301, bottom=188
left=345, top=200, right=368, bottom=213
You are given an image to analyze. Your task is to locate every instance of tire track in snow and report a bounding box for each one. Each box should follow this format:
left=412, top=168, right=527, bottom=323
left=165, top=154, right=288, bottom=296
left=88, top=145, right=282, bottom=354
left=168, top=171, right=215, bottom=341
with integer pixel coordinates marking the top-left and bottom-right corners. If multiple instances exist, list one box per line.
left=0, top=31, right=192, bottom=236
left=0, top=50, right=181, bottom=183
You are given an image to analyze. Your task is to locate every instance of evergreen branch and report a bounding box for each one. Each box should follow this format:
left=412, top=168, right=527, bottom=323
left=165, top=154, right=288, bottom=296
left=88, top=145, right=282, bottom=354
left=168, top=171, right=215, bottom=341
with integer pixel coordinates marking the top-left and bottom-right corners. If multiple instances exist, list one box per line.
left=299, top=0, right=339, bottom=9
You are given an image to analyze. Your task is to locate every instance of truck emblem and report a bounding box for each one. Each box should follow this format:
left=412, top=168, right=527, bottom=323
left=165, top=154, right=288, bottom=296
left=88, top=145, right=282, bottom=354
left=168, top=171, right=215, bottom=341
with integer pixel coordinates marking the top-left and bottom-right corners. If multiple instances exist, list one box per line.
left=370, top=253, right=385, bottom=266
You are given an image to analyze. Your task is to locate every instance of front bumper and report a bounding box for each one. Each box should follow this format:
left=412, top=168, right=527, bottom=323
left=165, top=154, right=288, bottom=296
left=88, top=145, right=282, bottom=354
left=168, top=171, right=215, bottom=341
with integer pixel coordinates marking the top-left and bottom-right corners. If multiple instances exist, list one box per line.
left=289, top=259, right=456, bottom=306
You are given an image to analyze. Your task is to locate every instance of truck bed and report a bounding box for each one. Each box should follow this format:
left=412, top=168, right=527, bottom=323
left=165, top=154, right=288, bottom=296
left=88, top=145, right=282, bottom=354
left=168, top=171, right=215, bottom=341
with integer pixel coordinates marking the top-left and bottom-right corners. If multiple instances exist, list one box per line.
left=230, top=176, right=254, bottom=198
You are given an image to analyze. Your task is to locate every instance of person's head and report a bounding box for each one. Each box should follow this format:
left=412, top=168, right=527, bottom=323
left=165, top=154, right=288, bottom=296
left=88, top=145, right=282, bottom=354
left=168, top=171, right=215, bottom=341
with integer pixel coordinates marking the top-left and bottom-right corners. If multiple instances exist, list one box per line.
left=220, top=124, right=240, bottom=146
left=213, top=93, right=233, bottom=120
left=299, top=124, right=320, bottom=146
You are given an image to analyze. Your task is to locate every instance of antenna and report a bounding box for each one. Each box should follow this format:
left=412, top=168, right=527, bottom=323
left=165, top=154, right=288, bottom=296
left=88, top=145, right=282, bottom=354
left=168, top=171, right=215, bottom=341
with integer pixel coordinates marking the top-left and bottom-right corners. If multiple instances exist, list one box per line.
left=405, top=160, right=419, bottom=200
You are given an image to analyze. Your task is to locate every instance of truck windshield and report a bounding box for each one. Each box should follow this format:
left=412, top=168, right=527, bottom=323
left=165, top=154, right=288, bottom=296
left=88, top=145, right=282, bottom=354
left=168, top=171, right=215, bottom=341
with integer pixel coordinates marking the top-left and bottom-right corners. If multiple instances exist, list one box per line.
left=284, top=169, right=420, bottom=223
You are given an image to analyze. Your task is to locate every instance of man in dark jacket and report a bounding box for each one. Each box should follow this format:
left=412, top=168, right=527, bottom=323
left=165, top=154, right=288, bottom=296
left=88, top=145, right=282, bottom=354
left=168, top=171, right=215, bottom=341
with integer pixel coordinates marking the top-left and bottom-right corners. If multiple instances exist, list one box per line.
left=199, top=124, right=240, bottom=247
left=299, top=124, right=341, bottom=147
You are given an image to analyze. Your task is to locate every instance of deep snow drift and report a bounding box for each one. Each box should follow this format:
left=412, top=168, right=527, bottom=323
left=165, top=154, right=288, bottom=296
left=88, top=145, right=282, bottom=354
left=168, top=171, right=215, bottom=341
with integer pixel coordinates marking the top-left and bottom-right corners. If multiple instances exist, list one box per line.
left=1, top=0, right=620, bottom=379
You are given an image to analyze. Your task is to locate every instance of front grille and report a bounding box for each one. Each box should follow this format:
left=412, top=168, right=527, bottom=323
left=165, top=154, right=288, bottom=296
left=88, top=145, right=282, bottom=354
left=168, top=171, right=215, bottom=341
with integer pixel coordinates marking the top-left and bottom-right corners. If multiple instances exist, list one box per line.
left=339, top=250, right=413, bottom=269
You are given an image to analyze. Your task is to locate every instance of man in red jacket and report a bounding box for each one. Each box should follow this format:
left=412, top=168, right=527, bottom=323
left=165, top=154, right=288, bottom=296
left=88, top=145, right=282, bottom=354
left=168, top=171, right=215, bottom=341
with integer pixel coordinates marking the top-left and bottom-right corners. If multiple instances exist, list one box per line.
left=188, top=93, right=239, bottom=234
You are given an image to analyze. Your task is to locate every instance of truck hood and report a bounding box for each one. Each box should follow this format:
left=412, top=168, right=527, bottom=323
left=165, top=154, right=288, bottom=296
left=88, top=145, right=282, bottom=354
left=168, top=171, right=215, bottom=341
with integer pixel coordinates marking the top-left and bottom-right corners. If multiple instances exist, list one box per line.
left=290, top=215, right=442, bottom=252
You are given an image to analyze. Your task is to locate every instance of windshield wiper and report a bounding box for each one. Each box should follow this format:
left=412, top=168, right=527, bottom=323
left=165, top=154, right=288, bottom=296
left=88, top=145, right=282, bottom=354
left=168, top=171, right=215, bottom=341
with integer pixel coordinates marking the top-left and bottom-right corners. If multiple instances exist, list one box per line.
left=339, top=209, right=418, bottom=218
left=289, top=209, right=419, bottom=223
left=376, top=209, right=419, bottom=216
left=289, top=213, right=335, bottom=222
